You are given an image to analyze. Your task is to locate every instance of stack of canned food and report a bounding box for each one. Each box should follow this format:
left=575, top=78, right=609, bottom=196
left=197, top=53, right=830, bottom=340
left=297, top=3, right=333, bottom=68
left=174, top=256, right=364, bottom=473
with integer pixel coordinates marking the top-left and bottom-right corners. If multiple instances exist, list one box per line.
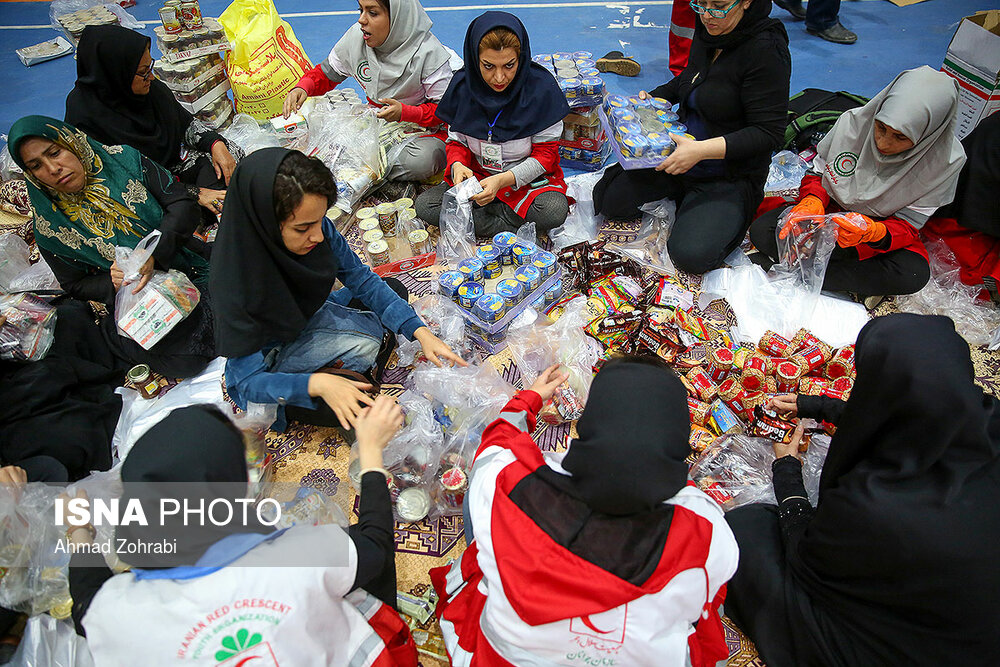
left=602, top=93, right=696, bottom=168
left=55, top=5, right=120, bottom=43
left=437, top=232, right=563, bottom=349
left=154, top=18, right=227, bottom=58
left=532, top=51, right=606, bottom=109
left=559, top=105, right=611, bottom=171
left=356, top=198, right=428, bottom=267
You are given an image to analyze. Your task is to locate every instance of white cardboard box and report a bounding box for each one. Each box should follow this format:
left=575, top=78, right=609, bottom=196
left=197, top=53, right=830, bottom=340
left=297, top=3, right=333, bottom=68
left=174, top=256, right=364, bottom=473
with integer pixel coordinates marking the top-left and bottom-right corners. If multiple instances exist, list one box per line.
left=941, top=10, right=1000, bottom=139
left=177, top=79, right=231, bottom=114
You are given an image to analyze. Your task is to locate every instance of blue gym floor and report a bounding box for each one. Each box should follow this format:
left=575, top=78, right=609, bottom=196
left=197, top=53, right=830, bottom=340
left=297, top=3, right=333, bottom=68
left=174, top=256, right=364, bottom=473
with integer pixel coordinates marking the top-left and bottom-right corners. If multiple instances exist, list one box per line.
left=0, top=0, right=985, bottom=137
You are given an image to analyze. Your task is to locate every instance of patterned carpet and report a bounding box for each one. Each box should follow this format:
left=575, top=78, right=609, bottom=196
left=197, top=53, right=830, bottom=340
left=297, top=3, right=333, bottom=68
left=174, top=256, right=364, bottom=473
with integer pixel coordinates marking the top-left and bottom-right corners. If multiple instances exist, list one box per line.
left=266, top=215, right=1000, bottom=667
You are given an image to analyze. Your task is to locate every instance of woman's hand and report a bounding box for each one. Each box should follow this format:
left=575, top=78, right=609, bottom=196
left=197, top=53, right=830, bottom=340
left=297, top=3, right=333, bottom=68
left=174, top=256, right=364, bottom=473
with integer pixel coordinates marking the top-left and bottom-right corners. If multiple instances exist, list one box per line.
left=308, top=374, right=376, bottom=430
left=283, top=87, right=308, bottom=119
left=355, top=395, right=405, bottom=469
left=471, top=172, right=514, bottom=206
left=111, top=256, right=155, bottom=294
left=637, top=90, right=650, bottom=99
left=766, top=394, right=799, bottom=420
left=58, top=489, right=95, bottom=545
left=773, top=422, right=805, bottom=461
left=210, top=141, right=237, bottom=186
left=376, top=98, right=403, bottom=123
left=655, top=134, right=705, bottom=175
left=452, top=162, right=475, bottom=185
left=198, top=187, right=226, bottom=216
left=0, top=466, right=27, bottom=501
left=414, top=327, right=468, bottom=368
left=528, top=364, right=570, bottom=402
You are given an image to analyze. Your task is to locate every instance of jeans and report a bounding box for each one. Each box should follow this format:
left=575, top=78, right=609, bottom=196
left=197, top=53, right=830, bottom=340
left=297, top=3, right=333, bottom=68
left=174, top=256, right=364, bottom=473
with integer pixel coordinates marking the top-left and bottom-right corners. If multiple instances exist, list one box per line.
left=806, top=0, right=841, bottom=31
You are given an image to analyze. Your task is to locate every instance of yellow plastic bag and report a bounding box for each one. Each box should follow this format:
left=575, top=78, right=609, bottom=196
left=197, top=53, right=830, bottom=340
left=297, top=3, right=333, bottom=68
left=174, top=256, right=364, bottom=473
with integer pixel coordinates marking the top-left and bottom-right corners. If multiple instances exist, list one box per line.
left=219, top=0, right=312, bottom=120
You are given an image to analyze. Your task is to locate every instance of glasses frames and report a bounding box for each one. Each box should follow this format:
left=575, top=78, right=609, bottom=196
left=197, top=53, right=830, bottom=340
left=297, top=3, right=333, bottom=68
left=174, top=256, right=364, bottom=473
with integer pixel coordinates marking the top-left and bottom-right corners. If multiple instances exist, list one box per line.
left=689, top=0, right=741, bottom=18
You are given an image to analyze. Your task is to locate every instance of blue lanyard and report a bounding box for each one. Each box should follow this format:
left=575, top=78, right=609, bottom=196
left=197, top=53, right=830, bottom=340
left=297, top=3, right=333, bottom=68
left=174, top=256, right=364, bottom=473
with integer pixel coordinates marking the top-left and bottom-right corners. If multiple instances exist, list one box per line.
left=486, top=110, right=503, bottom=143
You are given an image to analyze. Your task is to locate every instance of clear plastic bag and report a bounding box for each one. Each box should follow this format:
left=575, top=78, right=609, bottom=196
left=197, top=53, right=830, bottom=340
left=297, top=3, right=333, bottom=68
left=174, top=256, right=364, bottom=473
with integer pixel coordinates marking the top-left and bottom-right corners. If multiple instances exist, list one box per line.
left=991, top=325, right=1000, bottom=352
left=688, top=434, right=777, bottom=511
left=0, top=292, right=56, bottom=360
left=305, top=106, right=384, bottom=213
left=408, top=360, right=514, bottom=435
left=437, top=179, right=483, bottom=265
left=0, top=234, right=60, bottom=293
left=896, top=238, right=1000, bottom=347
left=10, top=615, right=95, bottom=667
left=764, top=150, right=807, bottom=199
left=221, top=113, right=282, bottom=155
left=608, top=197, right=676, bottom=274
left=550, top=169, right=606, bottom=251
left=516, top=221, right=537, bottom=247
left=770, top=209, right=838, bottom=297
left=395, top=295, right=472, bottom=367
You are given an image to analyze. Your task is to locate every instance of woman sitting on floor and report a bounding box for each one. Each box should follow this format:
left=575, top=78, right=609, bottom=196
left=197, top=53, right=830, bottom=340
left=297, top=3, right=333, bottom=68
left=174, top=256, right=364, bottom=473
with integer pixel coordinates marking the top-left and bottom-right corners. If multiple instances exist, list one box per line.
left=66, top=25, right=239, bottom=219
left=211, top=148, right=464, bottom=433
left=726, top=313, right=1000, bottom=667
left=431, top=357, right=739, bottom=666
left=414, top=11, right=572, bottom=238
left=592, top=0, right=790, bottom=274
left=68, top=402, right=418, bottom=665
left=8, top=116, right=215, bottom=377
left=283, top=0, right=459, bottom=183
left=750, top=66, right=966, bottom=303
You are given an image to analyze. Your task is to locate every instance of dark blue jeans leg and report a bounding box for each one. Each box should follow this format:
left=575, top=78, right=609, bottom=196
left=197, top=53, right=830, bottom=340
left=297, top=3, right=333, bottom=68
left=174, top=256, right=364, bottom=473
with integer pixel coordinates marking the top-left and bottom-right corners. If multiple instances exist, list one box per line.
left=806, top=0, right=841, bottom=31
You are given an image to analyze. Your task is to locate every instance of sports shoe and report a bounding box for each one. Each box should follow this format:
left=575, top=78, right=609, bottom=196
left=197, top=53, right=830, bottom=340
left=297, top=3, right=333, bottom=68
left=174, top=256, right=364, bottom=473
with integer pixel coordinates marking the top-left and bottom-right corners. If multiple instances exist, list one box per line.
left=596, top=51, right=641, bottom=77
left=807, top=22, right=858, bottom=44
left=774, top=0, right=806, bottom=20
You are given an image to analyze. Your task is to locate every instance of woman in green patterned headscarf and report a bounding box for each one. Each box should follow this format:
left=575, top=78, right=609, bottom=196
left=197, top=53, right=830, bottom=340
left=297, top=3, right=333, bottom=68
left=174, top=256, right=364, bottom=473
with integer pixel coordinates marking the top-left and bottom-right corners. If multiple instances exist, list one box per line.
left=8, top=115, right=210, bottom=304
left=8, top=116, right=215, bottom=378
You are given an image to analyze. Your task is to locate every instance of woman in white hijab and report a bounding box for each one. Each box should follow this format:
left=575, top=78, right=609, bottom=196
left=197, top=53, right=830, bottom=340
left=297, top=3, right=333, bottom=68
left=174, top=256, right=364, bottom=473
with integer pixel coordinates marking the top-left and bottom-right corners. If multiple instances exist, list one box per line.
left=282, top=0, right=460, bottom=182
left=749, top=66, right=966, bottom=304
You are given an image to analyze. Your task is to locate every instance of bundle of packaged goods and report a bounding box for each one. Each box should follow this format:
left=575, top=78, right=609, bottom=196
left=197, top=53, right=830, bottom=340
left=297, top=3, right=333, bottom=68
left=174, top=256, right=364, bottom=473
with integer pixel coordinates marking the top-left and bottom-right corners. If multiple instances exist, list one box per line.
left=533, top=51, right=611, bottom=171
left=15, top=37, right=74, bottom=67
left=154, top=2, right=233, bottom=129
left=54, top=5, right=121, bottom=44
left=599, top=93, right=694, bottom=169
left=354, top=197, right=436, bottom=276
left=556, top=239, right=856, bottom=456
left=438, top=233, right=564, bottom=353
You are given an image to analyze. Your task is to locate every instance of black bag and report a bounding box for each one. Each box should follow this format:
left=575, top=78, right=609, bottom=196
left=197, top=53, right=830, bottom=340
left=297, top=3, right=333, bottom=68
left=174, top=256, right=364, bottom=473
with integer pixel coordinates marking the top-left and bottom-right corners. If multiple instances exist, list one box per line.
left=783, top=88, right=869, bottom=152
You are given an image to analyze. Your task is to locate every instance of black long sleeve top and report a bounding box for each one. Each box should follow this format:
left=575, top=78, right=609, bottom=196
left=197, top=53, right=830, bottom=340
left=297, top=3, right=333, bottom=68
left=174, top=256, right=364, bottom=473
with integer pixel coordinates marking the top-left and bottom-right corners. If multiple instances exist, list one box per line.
left=39, top=155, right=203, bottom=305
left=69, top=471, right=396, bottom=636
left=651, top=27, right=790, bottom=185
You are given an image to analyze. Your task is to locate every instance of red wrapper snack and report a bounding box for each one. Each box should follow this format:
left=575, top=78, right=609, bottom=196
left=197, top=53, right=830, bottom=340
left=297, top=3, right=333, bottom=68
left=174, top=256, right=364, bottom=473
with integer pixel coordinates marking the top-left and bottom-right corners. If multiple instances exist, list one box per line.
left=759, top=330, right=795, bottom=357
left=831, top=376, right=854, bottom=394
left=636, top=318, right=685, bottom=362
left=748, top=405, right=797, bottom=443
left=679, top=374, right=698, bottom=397
left=791, top=345, right=828, bottom=374
left=743, top=391, right=766, bottom=413
left=674, top=308, right=712, bottom=340
left=688, top=396, right=712, bottom=426
left=686, top=366, right=719, bottom=403
left=718, top=378, right=753, bottom=419
left=775, top=361, right=803, bottom=393
left=765, top=376, right=778, bottom=394
left=705, top=346, right=735, bottom=383
left=689, top=424, right=716, bottom=453
left=595, top=310, right=644, bottom=336
left=741, top=369, right=766, bottom=393
left=824, top=345, right=856, bottom=379
left=697, top=476, right=734, bottom=505
left=764, top=356, right=786, bottom=376
left=799, top=377, right=832, bottom=396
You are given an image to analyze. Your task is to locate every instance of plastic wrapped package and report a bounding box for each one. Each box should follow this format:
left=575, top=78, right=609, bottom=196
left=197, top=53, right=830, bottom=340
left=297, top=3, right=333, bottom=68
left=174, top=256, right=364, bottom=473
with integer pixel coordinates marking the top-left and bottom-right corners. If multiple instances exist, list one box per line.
left=0, top=234, right=60, bottom=293
left=0, top=292, right=56, bottom=361
left=305, top=106, right=384, bottom=213
left=991, top=324, right=1000, bottom=352
left=437, top=179, right=482, bottom=265
left=896, top=238, right=1000, bottom=347
left=0, top=135, right=22, bottom=180
left=408, top=361, right=514, bottom=434
left=49, top=0, right=142, bottom=35
left=764, top=150, right=807, bottom=199
left=770, top=209, right=838, bottom=299
left=549, top=169, right=606, bottom=251
left=516, top=221, right=537, bottom=247
left=607, top=196, right=677, bottom=275
left=395, top=295, right=472, bottom=367
left=801, top=432, right=830, bottom=505
left=221, top=113, right=282, bottom=155
left=10, top=616, right=95, bottom=667
left=688, top=434, right=777, bottom=510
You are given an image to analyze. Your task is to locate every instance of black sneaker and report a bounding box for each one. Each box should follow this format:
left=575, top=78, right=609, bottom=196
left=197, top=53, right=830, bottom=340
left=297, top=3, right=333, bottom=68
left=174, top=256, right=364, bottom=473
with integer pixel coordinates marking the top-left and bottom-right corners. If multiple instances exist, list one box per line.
left=596, top=51, right=641, bottom=77
left=774, top=0, right=806, bottom=20
left=807, top=22, right=858, bottom=44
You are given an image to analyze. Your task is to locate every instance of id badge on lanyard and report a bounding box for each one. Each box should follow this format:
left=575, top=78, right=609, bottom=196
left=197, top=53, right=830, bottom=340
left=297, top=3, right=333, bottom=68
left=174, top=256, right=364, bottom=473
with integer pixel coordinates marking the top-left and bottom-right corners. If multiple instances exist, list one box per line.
left=480, top=110, right=504, bottom=173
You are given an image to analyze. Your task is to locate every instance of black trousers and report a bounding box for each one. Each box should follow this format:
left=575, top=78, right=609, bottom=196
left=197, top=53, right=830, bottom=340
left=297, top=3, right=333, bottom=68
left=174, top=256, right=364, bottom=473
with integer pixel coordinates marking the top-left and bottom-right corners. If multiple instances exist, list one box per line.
left=593, top=164, right=762, bottom=274
left=750, top=206, right=931, bottom=297
left=415, top=182, right=570, bottom=238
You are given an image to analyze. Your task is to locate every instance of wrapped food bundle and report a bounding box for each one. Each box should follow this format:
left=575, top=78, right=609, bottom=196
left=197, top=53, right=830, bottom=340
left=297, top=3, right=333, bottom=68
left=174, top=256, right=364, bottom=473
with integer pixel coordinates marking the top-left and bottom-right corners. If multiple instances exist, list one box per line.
left=0, top=293, right=56, bottom=361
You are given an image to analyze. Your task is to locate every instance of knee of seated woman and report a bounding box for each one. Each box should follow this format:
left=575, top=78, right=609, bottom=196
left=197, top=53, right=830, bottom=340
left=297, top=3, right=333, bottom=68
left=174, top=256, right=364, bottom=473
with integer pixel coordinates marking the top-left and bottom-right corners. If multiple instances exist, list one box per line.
left=526, top=193, right=570, bottom=232
left=667, top=237, right=726, bottom=275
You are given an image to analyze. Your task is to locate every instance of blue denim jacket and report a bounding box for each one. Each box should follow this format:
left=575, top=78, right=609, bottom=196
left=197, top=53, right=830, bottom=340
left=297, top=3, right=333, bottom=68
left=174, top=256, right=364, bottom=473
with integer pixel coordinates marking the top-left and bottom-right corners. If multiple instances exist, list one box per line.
left=225, top=219, right=423, bottom=425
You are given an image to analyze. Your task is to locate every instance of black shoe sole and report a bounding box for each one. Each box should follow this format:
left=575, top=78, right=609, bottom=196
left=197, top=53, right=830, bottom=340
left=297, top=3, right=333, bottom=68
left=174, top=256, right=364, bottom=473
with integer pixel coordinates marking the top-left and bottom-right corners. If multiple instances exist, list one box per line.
left=806, top=27, right=858, bottom=44
left=595, top=57, right=641, bottom=77
left=774, top=0, right=806, bottom=19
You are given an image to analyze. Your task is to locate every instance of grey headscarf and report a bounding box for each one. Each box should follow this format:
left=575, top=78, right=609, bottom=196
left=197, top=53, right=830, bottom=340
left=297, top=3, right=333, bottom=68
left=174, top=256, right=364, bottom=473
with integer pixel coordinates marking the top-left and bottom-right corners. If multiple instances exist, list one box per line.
left=330, top=0, right=452, bottom=102
left=816, top=66, right=966, bottom=229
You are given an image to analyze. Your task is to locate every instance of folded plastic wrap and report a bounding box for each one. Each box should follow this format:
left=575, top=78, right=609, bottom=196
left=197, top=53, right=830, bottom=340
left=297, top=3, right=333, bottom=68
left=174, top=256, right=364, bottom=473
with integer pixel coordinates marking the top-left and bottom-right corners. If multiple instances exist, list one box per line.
left=689, top=435, right=777, bottom=510
left=896, top=239, right=1000, bottom=347
left=0, top=292, right=56, bottom=361
left=437, top=179, right=482, bottom=265
left=764, top=150, right=807, bottom=199
left=550, top=169, right=605, bottom=251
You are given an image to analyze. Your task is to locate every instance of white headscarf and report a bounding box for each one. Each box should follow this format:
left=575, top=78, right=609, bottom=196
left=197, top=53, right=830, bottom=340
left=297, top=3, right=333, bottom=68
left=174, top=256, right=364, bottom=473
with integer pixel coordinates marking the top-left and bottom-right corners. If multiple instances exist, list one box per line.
left=817, top=66, right=966, bottom=228
left=331, top=0, right=451, bottom=102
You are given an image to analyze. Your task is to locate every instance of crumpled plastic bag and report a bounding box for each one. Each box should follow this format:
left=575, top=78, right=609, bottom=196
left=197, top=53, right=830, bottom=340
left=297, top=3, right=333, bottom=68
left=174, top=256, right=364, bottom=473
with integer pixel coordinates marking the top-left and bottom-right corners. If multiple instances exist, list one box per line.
left=304, top=106, right=383, bottom=212
left=0, top=292, right=56, bottom=361
left=896, top=238, right=1000, bottom=347
left=437, top=179, right=483, bottom=265
left=0, top=234, right=59, bottom=293
left=396, top=295, right=472, bottom=367
left=221, top=113, right=283, bottom=155
left=550, top=168, right=606, bottom=251
left=608, top=196, right=676, bottom=275
left=689, top=435, right=777, bottom=510
left=11, top=615, right=95, bottom=667
left=408, top=360, right=514, bottom=434
left=0, top=483, right=69, bottom=616
left=764, top=150, right=807, bottom=199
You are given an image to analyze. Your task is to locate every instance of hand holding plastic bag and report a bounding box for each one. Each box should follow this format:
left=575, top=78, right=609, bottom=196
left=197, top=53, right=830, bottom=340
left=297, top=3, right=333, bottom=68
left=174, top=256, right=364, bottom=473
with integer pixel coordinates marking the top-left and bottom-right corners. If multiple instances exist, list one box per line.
left=438, top=178, right=483, bottom=264
left=771, top=209, right=837, bottom=297
left=396, top=295, right=472, bottom=366
left=689, top=434, right=777, bottom=510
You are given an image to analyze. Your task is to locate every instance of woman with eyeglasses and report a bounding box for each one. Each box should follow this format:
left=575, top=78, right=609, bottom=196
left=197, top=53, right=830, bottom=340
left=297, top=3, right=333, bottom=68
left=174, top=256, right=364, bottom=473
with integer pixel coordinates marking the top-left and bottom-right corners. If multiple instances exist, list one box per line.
left=66, top=25, right=239, bottom=221
left=593, top=0, right=790, bottom=275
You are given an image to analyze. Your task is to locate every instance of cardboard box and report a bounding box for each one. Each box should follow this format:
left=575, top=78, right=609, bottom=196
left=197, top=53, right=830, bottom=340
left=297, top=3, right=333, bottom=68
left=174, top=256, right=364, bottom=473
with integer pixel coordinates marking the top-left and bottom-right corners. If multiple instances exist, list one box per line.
left=177, top=79, right=231, bottom=114
left=941, top=10, right=1000, bottom=139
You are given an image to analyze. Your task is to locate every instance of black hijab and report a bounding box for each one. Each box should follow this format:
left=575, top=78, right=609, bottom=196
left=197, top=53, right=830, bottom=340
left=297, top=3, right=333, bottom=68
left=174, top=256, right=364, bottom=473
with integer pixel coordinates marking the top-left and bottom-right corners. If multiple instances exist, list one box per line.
left=694, top=0, right=782, bottom=50
left=65, top=25, right=191, bottom=169
left=435, top=11, right=570, bottom=143
left=116, top=405, right=270, bottom=568
left=939, top=110, right=1000, bottom=236
left=788, top=314, right=1000, bottom=663
left=209, top=148, right=339, bottom=358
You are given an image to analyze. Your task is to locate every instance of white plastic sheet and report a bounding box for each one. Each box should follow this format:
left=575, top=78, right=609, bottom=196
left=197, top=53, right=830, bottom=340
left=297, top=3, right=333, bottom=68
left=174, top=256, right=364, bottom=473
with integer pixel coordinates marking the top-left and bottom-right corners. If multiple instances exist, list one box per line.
left=549, top=169, right=606, bottom=251
left=11, top=616, right=95, bottom=667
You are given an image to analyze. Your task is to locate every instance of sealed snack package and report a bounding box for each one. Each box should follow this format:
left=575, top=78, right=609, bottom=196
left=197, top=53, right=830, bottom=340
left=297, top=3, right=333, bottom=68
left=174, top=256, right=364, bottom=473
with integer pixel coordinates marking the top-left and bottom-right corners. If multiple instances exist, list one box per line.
left=437, top=179, right=483, bottom=265
left=114, top=231, right=201, bottom=350
left=0, top=292, right=56, bottom=361
left=764, top=150, right=807, bottom=199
